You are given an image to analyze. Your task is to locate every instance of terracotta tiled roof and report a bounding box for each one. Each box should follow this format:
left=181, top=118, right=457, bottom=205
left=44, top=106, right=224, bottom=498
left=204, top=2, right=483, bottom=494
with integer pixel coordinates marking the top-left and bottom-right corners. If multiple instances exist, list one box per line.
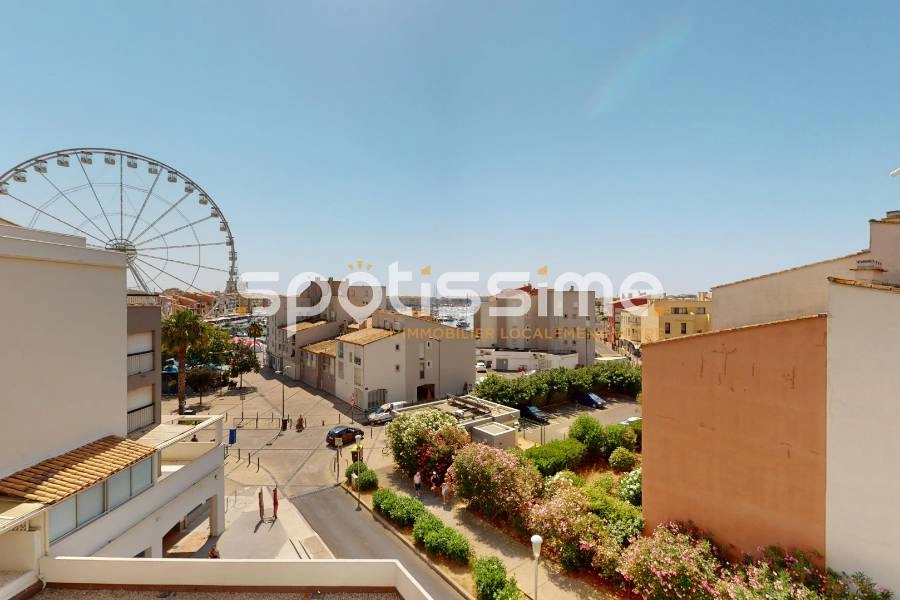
left=828, top=277, right=900, bottom=292
left=0, top=436, right=156, bottom=505
left=280, top=320, right=327, bottom=334
left=303, top=338, right=337, bottom=357
left=336, top=327, right=397, bottom=346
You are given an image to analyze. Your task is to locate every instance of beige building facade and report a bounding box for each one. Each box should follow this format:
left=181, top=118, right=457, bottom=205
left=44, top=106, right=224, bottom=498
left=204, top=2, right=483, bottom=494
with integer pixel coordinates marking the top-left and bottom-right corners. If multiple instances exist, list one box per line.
left=475, top=286, right=597, bottom=367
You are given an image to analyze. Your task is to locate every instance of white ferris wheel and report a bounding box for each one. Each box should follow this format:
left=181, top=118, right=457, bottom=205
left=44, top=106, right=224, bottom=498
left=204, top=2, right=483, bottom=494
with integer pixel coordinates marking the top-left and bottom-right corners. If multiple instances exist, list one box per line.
left=0, top=148, right=237, bottom=315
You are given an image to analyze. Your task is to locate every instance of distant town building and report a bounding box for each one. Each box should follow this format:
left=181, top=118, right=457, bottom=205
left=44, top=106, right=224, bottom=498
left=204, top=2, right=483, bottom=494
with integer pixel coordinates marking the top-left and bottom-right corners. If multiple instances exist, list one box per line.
left=614, top=294, right=712, bottom=355
left=332, top=310, right=475, bottom=409
left=642, top=210, right=900, bottom=594
left=474, top=285, right=597, bottom=368
left=265, top=277, right=387, bottom=374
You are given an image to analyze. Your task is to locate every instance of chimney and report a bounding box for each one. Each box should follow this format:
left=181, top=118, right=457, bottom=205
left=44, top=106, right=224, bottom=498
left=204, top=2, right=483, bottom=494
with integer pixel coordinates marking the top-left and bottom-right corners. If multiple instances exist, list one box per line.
left=851, top=258, right=886, bottom=283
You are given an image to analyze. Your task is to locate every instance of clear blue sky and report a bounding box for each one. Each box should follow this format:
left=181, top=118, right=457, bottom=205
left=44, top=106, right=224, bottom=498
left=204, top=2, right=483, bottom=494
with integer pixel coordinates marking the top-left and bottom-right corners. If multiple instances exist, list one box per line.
left=3, top=0, right=900, bottom=295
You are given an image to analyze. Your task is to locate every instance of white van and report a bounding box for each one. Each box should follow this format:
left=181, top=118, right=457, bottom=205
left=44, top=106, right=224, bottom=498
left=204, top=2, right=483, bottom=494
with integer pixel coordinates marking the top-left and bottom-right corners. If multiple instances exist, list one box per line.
left=367, top=401, right=407, bottom=424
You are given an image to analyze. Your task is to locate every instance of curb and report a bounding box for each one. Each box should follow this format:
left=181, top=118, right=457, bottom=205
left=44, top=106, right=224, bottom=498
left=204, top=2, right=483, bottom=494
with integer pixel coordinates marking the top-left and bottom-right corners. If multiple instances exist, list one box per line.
left=340, top=483, right=476, bottom=600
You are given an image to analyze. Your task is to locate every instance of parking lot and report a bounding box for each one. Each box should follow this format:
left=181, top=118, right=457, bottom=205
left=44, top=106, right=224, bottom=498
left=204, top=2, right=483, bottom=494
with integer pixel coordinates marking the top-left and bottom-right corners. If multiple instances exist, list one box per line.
left=516, top=396, right=641, bottom=445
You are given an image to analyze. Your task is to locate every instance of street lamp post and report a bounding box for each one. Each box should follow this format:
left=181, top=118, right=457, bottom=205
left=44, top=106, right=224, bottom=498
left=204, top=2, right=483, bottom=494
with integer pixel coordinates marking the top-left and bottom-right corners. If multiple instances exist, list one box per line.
left=354, top=433, right=363, bottom=510
left=530, top=534, right=543, bottom=600
left=275, top=370, right=286, bottom=432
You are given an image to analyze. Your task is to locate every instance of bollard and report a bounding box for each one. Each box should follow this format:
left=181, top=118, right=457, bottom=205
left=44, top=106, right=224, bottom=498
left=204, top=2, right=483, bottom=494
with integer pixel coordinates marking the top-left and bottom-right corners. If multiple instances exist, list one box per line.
left=238, top=448, right=241, bottom=460
left=257, top=457, right=260, bottom=472
left=256, top=412, right=259, bottom=428
left=321, top=419, right=324, bottom=427
left=248, top=452, right=251, bottom=466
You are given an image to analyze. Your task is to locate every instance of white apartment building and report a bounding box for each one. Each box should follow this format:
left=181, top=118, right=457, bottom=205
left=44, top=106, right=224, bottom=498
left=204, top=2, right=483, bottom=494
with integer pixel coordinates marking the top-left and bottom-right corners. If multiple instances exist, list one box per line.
left=333, top=310, right=476, bottom=409
left=475, top=285, right=597, bottom=368
left=265, top=278, right=386, bottom=375
left=0, top=225, right=225, bottom=600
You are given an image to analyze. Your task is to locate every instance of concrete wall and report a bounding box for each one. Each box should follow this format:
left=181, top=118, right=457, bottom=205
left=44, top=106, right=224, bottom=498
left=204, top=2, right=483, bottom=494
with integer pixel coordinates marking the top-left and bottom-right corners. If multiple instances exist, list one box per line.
left=712, top=253, right=863, bottom=330
left=826, top=281, right=900, bottom=593
left=0, top=233, right=126, bottom=479
left=39, top=557, right=433, bottom=600
left=0, top=528, right=42, bottom=571
left=642, top=316, right=827, bottom=560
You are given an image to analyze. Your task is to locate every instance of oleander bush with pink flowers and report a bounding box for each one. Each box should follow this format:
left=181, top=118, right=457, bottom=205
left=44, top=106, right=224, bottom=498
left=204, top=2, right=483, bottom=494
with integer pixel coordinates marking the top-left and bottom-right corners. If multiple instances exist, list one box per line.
left=450, top=443, right=542, bottom=526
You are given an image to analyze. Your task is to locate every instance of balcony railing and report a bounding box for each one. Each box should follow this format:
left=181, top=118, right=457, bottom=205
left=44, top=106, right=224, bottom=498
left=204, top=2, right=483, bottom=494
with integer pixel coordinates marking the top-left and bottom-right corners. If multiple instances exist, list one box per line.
left=127, top=351, right=155, bottom=375
left=126, top=293, right=160, bottom=307
left=127, top=404, right=154, bottom=433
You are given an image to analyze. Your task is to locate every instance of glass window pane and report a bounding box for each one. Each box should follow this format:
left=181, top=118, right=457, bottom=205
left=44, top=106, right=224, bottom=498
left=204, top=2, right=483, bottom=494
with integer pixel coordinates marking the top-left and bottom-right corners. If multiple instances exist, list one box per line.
left=49, top=497, right=76, bottom=542
left=77, top=484, right=104, bottom=526
left=108, top=469, right=131, bottom=509
left=131, top=458, right=152, bottom=494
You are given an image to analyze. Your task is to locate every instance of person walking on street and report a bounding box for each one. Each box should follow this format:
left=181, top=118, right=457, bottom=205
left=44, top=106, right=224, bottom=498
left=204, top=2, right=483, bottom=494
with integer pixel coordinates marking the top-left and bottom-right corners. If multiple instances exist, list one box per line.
left=413, top=470, right=422, bottom=497
left=430, top=470, right=440, bottom=495
left=441, top=480, right=451, bottom=505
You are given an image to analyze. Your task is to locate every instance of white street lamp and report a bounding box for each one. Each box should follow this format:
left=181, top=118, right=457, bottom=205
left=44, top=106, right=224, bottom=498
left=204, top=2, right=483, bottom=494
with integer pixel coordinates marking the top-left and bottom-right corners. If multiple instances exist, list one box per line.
left=530, top=534, right=543, bottom=600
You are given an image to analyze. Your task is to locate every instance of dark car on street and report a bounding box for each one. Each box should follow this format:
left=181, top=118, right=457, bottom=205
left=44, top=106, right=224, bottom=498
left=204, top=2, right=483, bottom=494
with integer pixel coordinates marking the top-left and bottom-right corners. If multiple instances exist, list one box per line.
left=326, top=425, right=364, bottom=446
left=572, top=390, right=607, bottom=409
left=520, top=405, right=550, bottom=424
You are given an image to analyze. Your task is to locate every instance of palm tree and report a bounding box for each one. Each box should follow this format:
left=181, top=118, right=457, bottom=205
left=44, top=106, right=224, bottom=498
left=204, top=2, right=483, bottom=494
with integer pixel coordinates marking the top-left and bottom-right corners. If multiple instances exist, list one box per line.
left=247, top=321, right=263, bottom=359
left=162, top=309, right=208, bottom=414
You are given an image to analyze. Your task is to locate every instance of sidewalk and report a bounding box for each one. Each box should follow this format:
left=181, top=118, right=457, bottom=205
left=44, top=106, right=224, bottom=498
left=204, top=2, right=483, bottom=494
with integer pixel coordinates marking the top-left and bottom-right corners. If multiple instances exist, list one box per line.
left=168, top=485, right=333, bottom=560
left=378, top=467, right=621, bottom=600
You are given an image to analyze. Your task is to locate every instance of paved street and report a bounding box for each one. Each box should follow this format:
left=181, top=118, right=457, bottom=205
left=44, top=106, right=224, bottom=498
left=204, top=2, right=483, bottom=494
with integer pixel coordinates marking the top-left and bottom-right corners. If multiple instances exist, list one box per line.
left=294, top=487, right=467, bottom=600
left=517, top=398, right=641, bottom=445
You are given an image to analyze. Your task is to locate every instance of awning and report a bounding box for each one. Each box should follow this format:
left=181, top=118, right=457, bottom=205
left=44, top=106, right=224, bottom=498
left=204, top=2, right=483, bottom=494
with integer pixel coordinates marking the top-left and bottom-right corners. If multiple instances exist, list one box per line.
left=0, top=436, right=155, bottom=505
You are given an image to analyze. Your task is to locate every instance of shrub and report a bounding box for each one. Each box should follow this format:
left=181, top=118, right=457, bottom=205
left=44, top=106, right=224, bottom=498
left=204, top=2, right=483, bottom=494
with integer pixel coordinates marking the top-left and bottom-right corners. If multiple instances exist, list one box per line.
left=473, top=363, right=642, bottom=407
left=523, top=438, right=586, bottom=476
left=589, top=472, right=617, bottom=495
left=609, top=447, right=638, bottom=472
left=385, top=409, right=464, bottom=476
left=386, top=495, right=427, bottom=527
left=423, top=526, right=470, bottom=564
left=452, top=444, right=542, bottom=525
left=345, top=460, right=368, bottom=483
left=618, top=522, right=722, bottom=600
left=601, top=425, right=637, bottom=458
left=618, top=467, right=641, bottom=506
left=356, top=469, right=379, bottom=491
left=372, top=488, right=397, bottom=515
left=526, top=479, right=622, bottom=575
left=569, top=415, right=605, bottom=457
left=412, top=513, right=443, bottom=545
left=629, top=419, right=643, bottom=451
left=588, top=491, right=645, bottom=546
left=473, top=556, right=522, bottom=600
left=548, top=470, right=585, bottom=487
left=494, top=579, right=522, bottom=600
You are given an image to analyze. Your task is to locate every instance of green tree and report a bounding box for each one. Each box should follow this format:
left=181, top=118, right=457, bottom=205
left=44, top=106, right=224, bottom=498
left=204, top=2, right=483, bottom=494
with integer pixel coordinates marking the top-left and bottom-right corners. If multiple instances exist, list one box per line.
left=185, top=366, right=222, bottom=409
left=247, top=320, right=264, bottom=356
left=161, top=310, right=208, bottom=414
left=385, top=409, right=459, bottom=476
left=188, top=322, right=230, bottom=365
left=228, top=341, right=260, bottom=389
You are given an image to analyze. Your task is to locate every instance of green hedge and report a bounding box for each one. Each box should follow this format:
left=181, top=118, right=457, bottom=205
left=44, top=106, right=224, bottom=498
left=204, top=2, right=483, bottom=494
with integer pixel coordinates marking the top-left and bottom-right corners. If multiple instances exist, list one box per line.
left=569, top=416, right=637, bottom=460
left=374, top=488, right=470, bottom=564
left=473, top=556, right=521, bottom=600
left=473, top=362, right=641, bottom=408
left=587, top=489, right=645, bottom=546
left=523, top=438, right=586, bottom=476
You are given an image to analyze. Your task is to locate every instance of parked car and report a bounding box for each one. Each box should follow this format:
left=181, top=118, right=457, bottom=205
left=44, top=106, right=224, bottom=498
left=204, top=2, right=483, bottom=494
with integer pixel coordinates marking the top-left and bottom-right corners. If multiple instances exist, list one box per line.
left=476, top=361, right=487, bottom=373
left=572, top=390, right=607, bottom=409
left=326, top=426, right=364, bottom=446
left=619, top=416, right=642, bottom=426
left=520, top=405, right=550, bottom=424
left=367, top=401, right=407, bottom=425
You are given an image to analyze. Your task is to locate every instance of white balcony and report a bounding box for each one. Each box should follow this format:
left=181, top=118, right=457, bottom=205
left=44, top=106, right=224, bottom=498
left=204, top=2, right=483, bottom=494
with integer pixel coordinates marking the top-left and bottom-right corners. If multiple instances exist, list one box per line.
left=126, top=351, right=154, bottom=375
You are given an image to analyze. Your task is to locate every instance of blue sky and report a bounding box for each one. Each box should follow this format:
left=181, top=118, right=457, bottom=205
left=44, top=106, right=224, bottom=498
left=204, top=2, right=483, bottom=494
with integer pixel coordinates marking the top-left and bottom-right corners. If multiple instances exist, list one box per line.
left=2, top=1, right=900, bottom=294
